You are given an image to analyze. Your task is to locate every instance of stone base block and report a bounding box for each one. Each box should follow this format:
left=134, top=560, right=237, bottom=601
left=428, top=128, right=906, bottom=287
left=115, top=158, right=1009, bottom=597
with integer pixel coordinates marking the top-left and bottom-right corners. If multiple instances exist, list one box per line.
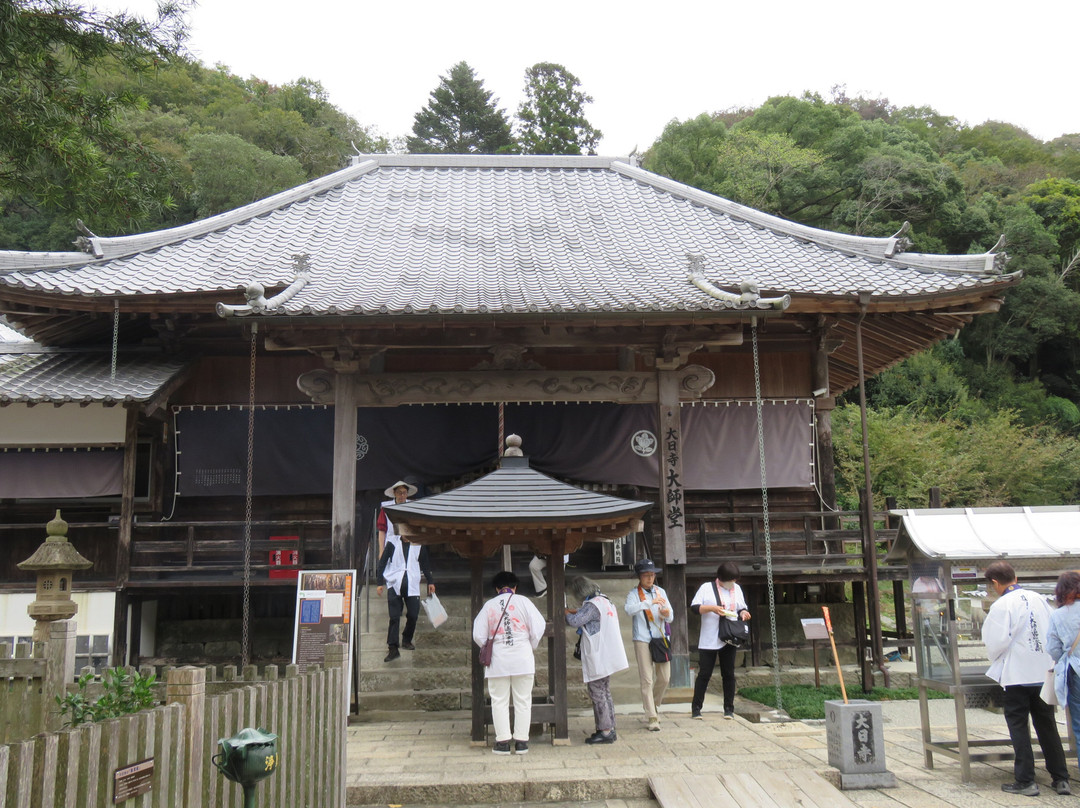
left=839, top=771, right=897, bottom=790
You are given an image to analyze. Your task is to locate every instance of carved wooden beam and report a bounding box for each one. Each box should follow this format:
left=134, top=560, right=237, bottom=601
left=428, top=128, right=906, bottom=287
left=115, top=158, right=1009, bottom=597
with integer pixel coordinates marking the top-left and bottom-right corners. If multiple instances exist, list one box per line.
left=297, top=365, right=716, bottom=406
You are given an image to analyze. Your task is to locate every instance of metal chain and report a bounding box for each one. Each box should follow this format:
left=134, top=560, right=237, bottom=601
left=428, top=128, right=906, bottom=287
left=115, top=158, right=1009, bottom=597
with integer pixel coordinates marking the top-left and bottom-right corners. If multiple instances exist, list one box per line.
left=752, top=321, right=783, bottom=712
left=241, top=323, right=258, bottom=668
left=110, top=300, right=120, bottom=380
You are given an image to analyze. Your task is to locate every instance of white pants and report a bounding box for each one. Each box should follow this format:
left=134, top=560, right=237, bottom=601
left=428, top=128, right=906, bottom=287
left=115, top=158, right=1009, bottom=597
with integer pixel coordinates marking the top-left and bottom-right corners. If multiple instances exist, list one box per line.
left=529, top=554, right=569, bottom=593
left=488, top=673, right=534, bottom=742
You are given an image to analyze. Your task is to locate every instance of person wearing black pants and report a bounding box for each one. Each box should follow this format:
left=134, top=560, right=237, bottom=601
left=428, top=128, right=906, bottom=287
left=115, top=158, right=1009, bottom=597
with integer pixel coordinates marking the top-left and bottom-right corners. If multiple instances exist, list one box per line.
left=692, top=644, right=737, bottom=717
left=1001, top=684, right=1069, bottom=791
left=690, top=562, right=750, bottom=719
left=376, top=480, right=435, bottom=663
left=983, top=560, right=1069, bottom=796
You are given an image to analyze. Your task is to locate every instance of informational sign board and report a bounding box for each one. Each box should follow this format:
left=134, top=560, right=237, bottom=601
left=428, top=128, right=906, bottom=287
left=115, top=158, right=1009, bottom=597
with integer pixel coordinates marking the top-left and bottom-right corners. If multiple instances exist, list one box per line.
left=800, top=617, right=829, bottom=640
left=113, top=758, right=153, bottom=803
left=292, top=569, right=356, bottom=673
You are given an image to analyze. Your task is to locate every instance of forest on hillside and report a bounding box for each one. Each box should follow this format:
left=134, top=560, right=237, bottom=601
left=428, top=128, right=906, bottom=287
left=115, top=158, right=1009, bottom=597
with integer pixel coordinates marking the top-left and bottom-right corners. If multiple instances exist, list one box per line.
left=3, top=1, right=1080, bottom=509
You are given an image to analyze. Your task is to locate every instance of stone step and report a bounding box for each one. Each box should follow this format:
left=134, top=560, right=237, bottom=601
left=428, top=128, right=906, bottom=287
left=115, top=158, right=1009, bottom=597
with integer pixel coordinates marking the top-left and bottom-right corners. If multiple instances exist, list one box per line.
left=354, top=681, right=639, bottom=715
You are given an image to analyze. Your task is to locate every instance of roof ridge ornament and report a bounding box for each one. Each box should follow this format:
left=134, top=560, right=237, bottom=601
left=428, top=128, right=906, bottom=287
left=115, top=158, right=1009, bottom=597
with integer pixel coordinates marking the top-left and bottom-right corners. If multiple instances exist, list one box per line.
left=884, top=222, right=913, bottom=258
left=988, top=235, right=1009, bottom=273
left=217, top=254, right=312, bottom=318
left=686, top=254, right=791, bottom=310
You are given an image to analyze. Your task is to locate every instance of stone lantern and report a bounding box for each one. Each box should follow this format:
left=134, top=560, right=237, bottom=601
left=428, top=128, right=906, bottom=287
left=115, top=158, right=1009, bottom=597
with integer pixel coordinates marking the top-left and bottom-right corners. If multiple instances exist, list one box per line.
left=17, top=510, right=92, bottom=643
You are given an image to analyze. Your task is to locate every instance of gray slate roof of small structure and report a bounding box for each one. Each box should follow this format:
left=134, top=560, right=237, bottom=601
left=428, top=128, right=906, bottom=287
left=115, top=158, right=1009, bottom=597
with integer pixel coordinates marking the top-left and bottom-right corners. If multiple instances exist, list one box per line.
left=384, top=457, right=651, bottom=525
left=0, top=155, right=1014, bottom=315
left=0, top=351, right=187, bottom=404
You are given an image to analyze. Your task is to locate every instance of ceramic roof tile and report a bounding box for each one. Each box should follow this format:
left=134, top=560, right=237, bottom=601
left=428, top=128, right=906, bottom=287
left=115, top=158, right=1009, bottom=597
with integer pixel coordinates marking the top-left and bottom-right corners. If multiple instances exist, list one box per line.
left=0, top=156, right=1014, bottom=316
left=0, top=352, right=187, bottom=404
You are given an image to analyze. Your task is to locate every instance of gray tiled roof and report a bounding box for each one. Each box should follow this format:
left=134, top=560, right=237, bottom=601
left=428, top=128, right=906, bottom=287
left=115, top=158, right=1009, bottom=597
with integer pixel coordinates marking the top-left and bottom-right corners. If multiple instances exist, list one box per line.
left=0, top=156, right=1015, bottom=316
left=0, top=352, right=188, bottom=404
left=384, top=456, right=651, bottom=525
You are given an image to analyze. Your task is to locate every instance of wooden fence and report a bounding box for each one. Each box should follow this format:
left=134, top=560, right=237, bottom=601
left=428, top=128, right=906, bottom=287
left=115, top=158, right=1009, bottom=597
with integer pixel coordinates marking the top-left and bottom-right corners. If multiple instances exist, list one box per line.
left=0, top=644, right=347, bottom=808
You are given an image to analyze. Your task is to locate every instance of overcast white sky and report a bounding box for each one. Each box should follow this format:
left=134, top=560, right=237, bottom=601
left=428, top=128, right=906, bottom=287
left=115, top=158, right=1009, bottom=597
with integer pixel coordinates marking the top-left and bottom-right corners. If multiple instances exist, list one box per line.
left=105, top=0, right=1077, bottom=153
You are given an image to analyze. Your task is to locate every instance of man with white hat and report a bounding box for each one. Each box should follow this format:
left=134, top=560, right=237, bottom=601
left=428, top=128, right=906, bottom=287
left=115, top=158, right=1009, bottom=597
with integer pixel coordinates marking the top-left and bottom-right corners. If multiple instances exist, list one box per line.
left=376, top=479, right=435, bottom=662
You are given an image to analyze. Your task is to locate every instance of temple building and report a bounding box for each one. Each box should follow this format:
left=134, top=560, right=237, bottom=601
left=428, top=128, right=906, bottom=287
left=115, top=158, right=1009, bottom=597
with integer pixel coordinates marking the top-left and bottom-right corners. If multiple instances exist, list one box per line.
left=0, top=154, right=1016, bottom=680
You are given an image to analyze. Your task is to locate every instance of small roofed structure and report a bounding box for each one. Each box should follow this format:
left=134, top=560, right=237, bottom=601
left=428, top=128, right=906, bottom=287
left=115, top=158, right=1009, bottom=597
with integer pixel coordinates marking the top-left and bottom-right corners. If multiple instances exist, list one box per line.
left=385, top=435, right=652, bottom=745
left=886, top=506, right=1080, bottom=782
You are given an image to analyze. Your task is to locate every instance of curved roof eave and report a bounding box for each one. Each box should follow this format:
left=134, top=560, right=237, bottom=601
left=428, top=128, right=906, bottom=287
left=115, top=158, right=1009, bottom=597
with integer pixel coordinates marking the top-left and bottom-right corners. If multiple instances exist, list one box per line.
left=0, top=158, right=382, bottom=274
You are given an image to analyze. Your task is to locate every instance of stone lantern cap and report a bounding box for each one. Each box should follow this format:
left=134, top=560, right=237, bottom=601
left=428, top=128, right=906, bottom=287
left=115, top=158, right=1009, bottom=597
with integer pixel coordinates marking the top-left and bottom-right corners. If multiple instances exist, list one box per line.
left=17, top=510, right=93, bottom=572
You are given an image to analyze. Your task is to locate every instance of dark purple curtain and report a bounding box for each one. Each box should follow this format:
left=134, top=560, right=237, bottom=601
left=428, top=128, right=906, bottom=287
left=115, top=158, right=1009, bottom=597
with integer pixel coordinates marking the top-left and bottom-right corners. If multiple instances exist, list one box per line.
left=174, top=401, right=814, bottom=496
left=0, top=449, right=123, bottom=498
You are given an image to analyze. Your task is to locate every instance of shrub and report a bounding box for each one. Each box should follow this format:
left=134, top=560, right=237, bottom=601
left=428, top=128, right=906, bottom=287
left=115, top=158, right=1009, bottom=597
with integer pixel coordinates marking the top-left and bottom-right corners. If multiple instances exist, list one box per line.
left=56, top=667, right=157, bottom=727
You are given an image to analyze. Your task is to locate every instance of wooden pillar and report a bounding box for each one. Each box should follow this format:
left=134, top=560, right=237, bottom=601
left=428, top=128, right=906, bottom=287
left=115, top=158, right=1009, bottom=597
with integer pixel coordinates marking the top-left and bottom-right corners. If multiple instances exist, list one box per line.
left=111, top=589, right=129, bottom=668
left=550, top=538, right=569, bottom=744
left=112, top=406, right=138, bottom=667
left=331, top=374, right=359, bottom=570
left=852, top=580, right=871, bottom=692
left=657, top=371, right=691, bottom=688
left=812, top=326, right=839, bottom=530
left=116, top=406, right=138, bottom=588
left=470, top=544, right=486, bottom=744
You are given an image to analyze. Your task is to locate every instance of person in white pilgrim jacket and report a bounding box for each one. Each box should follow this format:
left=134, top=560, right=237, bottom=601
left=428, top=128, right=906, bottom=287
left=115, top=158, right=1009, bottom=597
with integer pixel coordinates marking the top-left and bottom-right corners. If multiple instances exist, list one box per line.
left=982, top=560, right=1069, bottom=797
left=472, top=570, right=546, bottom=756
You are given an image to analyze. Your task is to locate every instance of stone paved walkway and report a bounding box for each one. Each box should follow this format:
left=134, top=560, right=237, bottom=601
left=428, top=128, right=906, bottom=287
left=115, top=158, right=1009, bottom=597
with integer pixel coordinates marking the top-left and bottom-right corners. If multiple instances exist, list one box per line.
left=347, top=695, right=1079, bottom=807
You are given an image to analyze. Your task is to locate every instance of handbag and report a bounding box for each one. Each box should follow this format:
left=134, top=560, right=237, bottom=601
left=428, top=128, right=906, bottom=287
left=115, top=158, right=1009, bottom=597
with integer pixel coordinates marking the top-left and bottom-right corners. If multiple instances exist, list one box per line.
left=712, top=581, right=750, bottom=648
left=421, top=592, right=448, bottom=629
left=1042, top=668, right=1059, bottom=706
left=1041, top=626, right=1080, bottom=706
left=648, top=636, right=671, bottom=663
left=479, top=594, right=511, bottom=667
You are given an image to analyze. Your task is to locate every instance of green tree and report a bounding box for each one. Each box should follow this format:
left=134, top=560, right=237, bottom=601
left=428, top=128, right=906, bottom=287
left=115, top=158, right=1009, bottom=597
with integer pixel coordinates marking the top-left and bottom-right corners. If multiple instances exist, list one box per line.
left=407, top=62, right=515, bottom=154
left=0, top=0, right=189, bottom=232
left=642, top=113, right=728, bottom=194
left=712, top=129, right=824, bottom=214
left=516, top=63, right=601, bottom=155
left=832, top=405, right=1080, bottom=508
left=186, top=133, right=306, bottom=218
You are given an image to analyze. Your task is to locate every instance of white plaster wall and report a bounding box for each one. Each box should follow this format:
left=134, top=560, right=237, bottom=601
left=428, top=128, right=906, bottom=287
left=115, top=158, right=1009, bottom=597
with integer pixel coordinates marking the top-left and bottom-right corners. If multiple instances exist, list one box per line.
left=0, top=404, right=126, bottom=446
left=0, top=592, right=116, bottom=638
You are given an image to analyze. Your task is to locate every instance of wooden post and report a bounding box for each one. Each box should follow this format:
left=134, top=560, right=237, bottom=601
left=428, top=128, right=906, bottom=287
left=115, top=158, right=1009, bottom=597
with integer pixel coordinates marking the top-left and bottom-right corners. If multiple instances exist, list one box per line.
left=469, top=544, right=486, bottom=745
left=812, top=327, right=838, bottom=530
left=550, top=538, right=569, bottom=744
left=111, top=590, right=129, bottom=669
left=331, top=374, right=359, bottom=569
left=116, top=406, right=138, bottom=588
left=166, top=666, right=206, bottom=808
left=112, top=406, right=139, bottom=667
left=657, top=371, right=691, bottom=687
left=44, top=619, right=76, bottom=732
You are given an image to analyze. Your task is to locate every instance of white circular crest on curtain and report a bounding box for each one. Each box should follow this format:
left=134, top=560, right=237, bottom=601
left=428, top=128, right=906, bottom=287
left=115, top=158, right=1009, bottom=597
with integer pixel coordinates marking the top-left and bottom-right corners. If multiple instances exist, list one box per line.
left=631, top=430, right=657, bottom=457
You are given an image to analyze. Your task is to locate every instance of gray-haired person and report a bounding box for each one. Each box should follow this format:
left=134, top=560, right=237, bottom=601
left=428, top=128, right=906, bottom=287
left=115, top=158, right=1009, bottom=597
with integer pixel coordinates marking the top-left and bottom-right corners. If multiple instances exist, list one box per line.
left=565, top=576, right=629, bottom=744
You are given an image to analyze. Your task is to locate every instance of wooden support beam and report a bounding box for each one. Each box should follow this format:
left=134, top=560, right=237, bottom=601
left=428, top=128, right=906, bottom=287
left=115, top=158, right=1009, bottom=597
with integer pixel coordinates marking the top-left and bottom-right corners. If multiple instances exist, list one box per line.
left=657, top=370, right=691, bottom=687
left=331, top=374, right=358, bottom=569
left=470, top=545, right=485, bottom=745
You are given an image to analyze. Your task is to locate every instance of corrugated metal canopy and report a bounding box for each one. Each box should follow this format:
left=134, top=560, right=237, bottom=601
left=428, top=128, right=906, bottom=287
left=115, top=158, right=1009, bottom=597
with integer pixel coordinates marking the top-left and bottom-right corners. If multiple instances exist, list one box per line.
left=885, top=506, right=1080, bottom=563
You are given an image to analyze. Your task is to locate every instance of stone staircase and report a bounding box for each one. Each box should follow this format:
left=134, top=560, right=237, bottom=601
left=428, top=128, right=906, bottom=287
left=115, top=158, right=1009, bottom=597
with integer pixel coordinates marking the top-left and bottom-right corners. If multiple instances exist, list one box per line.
left=353, top=577, right=675, bottom=721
